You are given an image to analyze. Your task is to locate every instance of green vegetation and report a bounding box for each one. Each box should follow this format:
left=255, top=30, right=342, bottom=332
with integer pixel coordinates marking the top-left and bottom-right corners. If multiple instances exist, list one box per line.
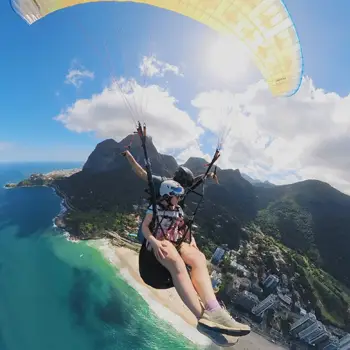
left=256, top=199, right=316, bottom=259
left=52, top=202, right=350, bottom=333
left=6, top=174, right=64, bottom=188
left=65, top=209, right=139, bottom=239
left=228, top=228, right=350, bottom=329
left=4, top=183, right=16, bottom=188
left=13, top=137, right=350, bottom=332
left=194, top=234, right=218, bottom=259
left=288, top=250, right=350, bottom=328
left=255, top=181, right=350, bottom=288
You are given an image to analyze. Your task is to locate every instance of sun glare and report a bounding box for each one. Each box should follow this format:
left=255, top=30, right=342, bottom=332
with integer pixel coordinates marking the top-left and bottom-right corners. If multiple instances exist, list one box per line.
left=205, top=35, right=252, bottom=84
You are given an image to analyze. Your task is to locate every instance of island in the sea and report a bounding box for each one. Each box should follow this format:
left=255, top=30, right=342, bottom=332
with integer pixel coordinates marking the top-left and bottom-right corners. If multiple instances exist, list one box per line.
left=5, top=169, right=81, bottom=188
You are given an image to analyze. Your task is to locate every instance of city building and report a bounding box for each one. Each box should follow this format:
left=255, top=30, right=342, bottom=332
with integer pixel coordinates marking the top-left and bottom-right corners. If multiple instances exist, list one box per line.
left=277, top=286, right=291, bottom=295
left=210, top=270, right=222, bottom=290
left=299, top=321, right=327, bottom=345
left=252, top=294, right=277, bottom=316
left=339, top=333, right=350, bottom=350
left=211, top=247, right=225, bottom=265
left=299, top=308, right=307, bottom=316
left=238, top=277, right=251, bottom=292
left=226, top=279, right=241, bottom=296
left=210, top=270, right=221, bottom=280
left=250, top=284, right=263, bottom=298
left=298, top=320, right=319, bottom=340
left=234, top=291, right=259, bottom=312
left=211, top=279, right=221, bottom=290
left=263, top=274, right=279, bottom=291
left=230, top=261, right=250, bottom=277
left=281, top=273, right=289, bottom=287
left=290, top=313, right=317, bottom=337
left=309, top=330, right=330, bottom=346
left=277, top=292, right=292, bottom=309
left=321, top=336, right=340, bottom=350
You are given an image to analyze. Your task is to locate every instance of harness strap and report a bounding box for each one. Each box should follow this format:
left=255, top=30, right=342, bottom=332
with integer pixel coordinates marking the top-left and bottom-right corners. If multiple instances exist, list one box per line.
left=137, top=122, right=220, bottom=249
left=150, top=203, right=188, bottom=245
left=175, top=148, right=221, bottom=247
left=137, top=122, right=166, bottom=239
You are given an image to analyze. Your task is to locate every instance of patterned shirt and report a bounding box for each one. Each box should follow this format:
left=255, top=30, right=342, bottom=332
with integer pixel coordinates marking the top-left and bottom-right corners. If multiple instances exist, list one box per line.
left=146, top=204, right=188, bottom=243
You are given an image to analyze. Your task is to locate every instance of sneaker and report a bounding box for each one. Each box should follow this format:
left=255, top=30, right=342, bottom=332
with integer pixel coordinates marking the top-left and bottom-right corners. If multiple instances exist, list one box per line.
left=198, top=306, right=251, bottom=337
left=197, top=324, right=240, bottom=348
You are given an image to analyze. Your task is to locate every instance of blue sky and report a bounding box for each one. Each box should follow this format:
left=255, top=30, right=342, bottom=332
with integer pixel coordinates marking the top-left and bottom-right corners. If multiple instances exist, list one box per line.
left=0, top=1, right=211, bottom=159
left=1, top=0, right=350, bottom=192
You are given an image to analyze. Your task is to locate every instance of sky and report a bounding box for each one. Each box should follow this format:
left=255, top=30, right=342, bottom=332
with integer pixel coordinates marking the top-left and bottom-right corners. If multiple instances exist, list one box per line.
left=1, top=0, right=350, bottom=194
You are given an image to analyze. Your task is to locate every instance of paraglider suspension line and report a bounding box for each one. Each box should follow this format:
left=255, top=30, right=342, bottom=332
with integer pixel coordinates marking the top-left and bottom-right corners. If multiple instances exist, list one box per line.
left=137, top=122, right=221, bottom=248
left=136, top=122, right=166, bottom=239
left=175, top=148, right=221, bottom=247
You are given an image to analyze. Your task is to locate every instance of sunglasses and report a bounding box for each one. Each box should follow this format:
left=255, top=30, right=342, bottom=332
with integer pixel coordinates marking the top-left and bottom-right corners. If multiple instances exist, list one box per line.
left=169, top=192, right=184, bottom=199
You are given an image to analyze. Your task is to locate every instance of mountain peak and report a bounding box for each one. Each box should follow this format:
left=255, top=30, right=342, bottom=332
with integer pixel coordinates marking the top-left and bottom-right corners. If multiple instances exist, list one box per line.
left=58, top=136, right=350, bottom=294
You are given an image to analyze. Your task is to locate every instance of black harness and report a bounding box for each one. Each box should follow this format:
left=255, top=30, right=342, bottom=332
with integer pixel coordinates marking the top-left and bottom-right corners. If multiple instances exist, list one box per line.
left=136, top=122, right=220, bottom=289
left=147, top=202, right=188, bottom=245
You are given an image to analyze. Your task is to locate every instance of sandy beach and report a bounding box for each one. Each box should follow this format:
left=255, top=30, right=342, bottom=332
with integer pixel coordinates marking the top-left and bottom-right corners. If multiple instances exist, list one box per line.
left=94, top=239, right=286, bottom=350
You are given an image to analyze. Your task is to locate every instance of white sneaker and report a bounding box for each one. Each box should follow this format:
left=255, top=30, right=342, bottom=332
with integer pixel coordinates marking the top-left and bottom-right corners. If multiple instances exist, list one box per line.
left=197, top=324, right=240, bottom=348
left=198, top=307, right=251, bottom=337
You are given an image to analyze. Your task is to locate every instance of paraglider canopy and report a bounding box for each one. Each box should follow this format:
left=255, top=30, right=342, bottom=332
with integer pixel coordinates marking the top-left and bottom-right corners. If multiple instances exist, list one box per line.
left=11, top=0, right=303, bottom=97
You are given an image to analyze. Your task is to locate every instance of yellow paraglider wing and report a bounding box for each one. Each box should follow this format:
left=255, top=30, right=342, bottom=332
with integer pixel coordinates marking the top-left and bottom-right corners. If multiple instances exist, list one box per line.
left=11, top=0, right=303, bottom=96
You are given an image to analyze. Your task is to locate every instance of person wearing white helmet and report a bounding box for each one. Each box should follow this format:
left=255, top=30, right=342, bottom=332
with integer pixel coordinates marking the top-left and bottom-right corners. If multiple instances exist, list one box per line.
left=140, top=179, right=250, bottom=346
left=144, top=180, right=187, bottom=246
left=122, top=150, right=218, bottom=243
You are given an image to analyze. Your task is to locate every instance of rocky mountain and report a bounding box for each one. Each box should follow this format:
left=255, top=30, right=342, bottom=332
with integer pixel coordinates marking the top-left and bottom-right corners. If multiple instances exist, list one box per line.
left=56, top=135, right=177, bottom=215
left=255, top=180, right=350, bottom=287
left=83, top=135, right=177, bottom=176
left=241, top=173, right=276, bottom=188
left=55, top=135, right=350, bottom=290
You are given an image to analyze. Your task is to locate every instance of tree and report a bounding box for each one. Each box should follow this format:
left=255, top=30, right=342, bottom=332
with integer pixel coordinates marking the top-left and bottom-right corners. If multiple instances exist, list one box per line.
left=220, top=254, right=232, bottom=273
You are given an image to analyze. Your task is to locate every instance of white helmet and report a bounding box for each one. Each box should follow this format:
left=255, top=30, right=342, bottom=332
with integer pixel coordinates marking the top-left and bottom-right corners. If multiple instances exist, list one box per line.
left=159, top=180, right=184, bottom=199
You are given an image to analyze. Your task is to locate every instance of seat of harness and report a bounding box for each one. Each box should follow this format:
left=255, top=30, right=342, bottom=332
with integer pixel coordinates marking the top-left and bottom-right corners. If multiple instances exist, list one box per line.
left=139, top=240, right=192, bottom=290
left=139, top=202, right=193, bottom=289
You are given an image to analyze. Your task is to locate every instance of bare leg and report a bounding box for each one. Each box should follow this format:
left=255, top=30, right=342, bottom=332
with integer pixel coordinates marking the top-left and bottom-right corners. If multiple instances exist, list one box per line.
left=154, top=240, right=203, bottom=318
left=179, top=243, right=216, bottom=307
left=180, top=243, right=251, bottom=337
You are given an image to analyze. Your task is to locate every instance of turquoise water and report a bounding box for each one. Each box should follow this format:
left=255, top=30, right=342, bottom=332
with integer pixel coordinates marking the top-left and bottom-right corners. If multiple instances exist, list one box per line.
left=0, top=163, right=199, bottom=350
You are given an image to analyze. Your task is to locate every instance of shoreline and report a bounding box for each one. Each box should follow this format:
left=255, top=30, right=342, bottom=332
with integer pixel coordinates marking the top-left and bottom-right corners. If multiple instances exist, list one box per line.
left=49, top=182, right=287, bottom=349
left=10, top=170, right=287, bottom=349
left=92, top=239, right=286, bottom=350
left=92, top=239, right=215, bottom=349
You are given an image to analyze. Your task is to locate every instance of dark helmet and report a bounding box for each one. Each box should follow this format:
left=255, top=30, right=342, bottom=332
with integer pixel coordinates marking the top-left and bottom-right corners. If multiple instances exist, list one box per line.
left=173, top=166, right=194, bottom=189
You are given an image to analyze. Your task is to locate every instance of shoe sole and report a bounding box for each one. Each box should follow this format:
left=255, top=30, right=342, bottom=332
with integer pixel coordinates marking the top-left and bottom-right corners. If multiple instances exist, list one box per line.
left=197, top=325, right=240, bottom=348
left=198, top=320, right=251, bottom=337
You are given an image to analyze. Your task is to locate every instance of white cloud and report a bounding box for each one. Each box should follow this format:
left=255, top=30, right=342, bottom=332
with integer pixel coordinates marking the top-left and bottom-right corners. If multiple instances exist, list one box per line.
left=176, top=141, right=211, bottom=165
left=65, top=61, right=94, bottom=88
left=192, top=77, right=350, bottom=194
left=55, top=51, right=350, bottom=195
left=139, top=55, right=183, bottom=78
left=55, top=78, right=202, bottom=153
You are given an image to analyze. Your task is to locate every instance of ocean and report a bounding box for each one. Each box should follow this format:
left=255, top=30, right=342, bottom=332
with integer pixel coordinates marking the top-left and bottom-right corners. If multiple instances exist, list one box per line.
left=0, top=162, right=201, bottom=350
